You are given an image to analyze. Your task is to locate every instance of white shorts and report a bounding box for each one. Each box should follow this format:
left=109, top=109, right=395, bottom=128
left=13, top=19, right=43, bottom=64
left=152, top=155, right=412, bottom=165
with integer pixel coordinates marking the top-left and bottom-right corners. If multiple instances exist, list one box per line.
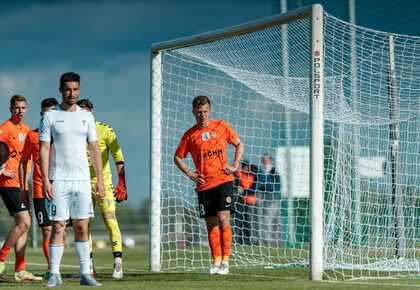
left=47, top=180, right=94, bottom=221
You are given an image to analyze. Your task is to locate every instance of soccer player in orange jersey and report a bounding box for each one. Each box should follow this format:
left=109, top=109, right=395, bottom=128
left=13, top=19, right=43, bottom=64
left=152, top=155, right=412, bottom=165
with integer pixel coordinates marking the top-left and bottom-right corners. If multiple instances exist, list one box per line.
left=174, top=95, right=244, bottom=275
left=19, top=98, right=58, bottom=280
left=0, top=95, right=42, bottom=282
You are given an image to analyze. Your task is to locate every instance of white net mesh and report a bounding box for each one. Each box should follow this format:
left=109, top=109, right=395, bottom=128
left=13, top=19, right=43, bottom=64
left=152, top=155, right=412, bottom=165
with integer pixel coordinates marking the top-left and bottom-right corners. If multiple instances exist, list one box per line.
left=155, top=12, right=420, bottom=279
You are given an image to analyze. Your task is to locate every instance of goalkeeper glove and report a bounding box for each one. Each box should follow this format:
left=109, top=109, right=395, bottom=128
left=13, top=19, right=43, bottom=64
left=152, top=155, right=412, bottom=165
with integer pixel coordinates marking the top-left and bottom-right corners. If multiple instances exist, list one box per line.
left=114, top=173, right=128, bottom=203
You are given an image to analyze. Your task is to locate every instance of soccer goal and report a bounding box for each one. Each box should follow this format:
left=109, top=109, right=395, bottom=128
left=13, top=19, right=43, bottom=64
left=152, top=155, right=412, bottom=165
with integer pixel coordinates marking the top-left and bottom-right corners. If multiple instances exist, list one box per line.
left=150, top=4, right=420, bottom=280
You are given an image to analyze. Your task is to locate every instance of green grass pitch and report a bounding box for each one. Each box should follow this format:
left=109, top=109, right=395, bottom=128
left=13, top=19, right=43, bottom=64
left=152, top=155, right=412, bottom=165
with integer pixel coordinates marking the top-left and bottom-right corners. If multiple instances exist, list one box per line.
left=0, top=245, right=418, bottom=289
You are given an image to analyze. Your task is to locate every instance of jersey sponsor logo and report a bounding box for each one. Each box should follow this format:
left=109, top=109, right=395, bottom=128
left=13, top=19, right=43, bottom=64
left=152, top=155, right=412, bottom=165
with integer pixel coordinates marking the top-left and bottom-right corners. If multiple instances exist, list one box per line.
left=196, top=148, right=223, bottom=163
left=18, top=132, right=25, bottom=141
left=201, top=132, right=210, bottom=141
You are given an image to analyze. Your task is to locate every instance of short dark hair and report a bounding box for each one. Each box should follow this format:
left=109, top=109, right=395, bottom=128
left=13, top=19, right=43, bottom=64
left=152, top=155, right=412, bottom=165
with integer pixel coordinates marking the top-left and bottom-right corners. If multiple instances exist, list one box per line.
left=60, top=72, right=80, bottom=88
left=10, top=95, right=27, bottom=107
left=192, top=95, right=211, bottom=109
left=0, top=141, right=10, bottom=166
left=77, top=99, right=94, bottom=110
left=41, top=98, right=58, bottom=109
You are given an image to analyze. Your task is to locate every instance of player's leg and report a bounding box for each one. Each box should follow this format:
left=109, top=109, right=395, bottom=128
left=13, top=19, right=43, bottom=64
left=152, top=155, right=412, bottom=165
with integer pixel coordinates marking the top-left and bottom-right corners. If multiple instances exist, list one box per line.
left=102, top=211, right=123, bottom=278
left=215, top=181, right=235, bottom=275
left=33, top=197, right=53, bottom=278
left=205, top=216, right=221, bottom=274
left=47, top=220, right=66, bottom=287
left=0, top=187, right=40, bottom=281
left=4, top=211, right=32, bottom=281
left=97, top=178, right=124, bottom=278
left=41, top=226, right=52, bottom=277
left=45, top=180, right=71, bottom=287
left=199, top=187, right=222, bottom=274
left=71, top=180, right=101, bottom=286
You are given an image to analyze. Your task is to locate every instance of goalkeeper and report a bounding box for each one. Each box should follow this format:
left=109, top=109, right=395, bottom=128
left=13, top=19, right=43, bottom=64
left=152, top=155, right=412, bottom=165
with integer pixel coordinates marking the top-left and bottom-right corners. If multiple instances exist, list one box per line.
left=77, top=99, right=127, bottom=279
left=174, top=95, right=244, bottom=275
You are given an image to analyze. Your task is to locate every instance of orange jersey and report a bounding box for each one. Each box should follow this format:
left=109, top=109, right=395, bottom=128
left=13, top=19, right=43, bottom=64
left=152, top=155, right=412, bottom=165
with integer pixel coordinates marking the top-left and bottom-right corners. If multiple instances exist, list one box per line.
left=175, top=120, right=238, bottom=191
left=21, top=129, right=43, bottom=198
left=0, top=119, right=31, bottom=188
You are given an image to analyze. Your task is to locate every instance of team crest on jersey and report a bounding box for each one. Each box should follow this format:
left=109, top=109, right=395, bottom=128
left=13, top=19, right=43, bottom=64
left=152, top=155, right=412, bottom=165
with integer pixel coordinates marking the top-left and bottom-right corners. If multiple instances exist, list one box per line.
left=201, top=132, right=210, bottom=141
left=82, top=120, right=87, bottom=127
left=226, top=197, right=232, bottom=204
left=211, top=131, right=217, bottom=137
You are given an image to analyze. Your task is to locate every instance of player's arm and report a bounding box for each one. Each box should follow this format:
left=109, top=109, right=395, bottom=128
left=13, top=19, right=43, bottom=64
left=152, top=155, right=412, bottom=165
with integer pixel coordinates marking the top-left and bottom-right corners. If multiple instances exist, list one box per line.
left=223, top=137, right=244, bottom=174
left=174, top=155, right=205, bottom=185
left=39, top=140, right=52, bottom=200
left=18, top=155, right=30, bottom=205
left=0, top=126, right=16, bottom=178
left=107, top=127, right=128, bottom=202
left=89, top=140, right=105, bottom=199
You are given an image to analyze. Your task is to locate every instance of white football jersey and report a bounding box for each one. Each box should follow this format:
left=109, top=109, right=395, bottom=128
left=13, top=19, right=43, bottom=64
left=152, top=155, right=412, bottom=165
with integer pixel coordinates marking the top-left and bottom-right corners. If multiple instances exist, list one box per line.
left=39, top=105, right=98, bottom=180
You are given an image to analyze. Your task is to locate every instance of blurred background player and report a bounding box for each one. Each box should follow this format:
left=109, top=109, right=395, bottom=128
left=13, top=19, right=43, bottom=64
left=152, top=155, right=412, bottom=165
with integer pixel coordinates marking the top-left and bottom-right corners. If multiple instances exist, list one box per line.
left=19, top=98, right=58, bottom=280
left=257, top=154, right=281, bottom=245
left=174, top=95, right=244, bottom=275
left=77, top=99, right=127, bottom=279
left=234, top=160, right=258, bottom=246
left=0, top=95, right=42, bottom=282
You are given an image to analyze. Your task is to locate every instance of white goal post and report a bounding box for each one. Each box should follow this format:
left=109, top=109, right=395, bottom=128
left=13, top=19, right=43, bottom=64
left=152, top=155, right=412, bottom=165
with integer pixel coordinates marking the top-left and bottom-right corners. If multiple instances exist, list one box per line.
left=150, top=3, right=420, bottom=281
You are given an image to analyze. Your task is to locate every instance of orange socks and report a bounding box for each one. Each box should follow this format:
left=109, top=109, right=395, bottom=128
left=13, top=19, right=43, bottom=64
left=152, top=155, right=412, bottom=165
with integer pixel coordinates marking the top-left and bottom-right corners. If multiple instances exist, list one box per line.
left=208, top=225, right=232, bottom=264
left=15, top=255, right=25, bottom=272
left=0, top=244, right=11, bottom=262
left=220, top=225, right=232, bottom=263
left=43, top=238, right=50, bottom=269
left=207, top=227, right=221, bottom=264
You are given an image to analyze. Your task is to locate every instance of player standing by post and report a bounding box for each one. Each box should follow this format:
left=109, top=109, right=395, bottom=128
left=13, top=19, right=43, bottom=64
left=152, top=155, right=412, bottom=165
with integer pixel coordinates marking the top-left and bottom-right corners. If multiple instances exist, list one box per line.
left=0, top=95, right=42, bottom=282
left=77, top=99, right=127, bottom=279
left=19, top=98, right=58, bottom=280
left=174, top=95, right=244, bottom=275
left=39, top=72, right=105, bottom=287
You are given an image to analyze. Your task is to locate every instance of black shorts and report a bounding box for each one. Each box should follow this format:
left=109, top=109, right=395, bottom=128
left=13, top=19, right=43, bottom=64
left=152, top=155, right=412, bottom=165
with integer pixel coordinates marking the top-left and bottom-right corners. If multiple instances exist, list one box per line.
left=0, top=187, right=30, bottom=215
left=197, top=181, right=235, bottom=218
left=33, top=198, right=52, bottom=228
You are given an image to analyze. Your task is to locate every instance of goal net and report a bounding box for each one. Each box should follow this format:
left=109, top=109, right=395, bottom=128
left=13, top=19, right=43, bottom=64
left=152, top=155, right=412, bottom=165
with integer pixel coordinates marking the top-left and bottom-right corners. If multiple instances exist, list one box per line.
left=150, top=5, right=420, bottom=280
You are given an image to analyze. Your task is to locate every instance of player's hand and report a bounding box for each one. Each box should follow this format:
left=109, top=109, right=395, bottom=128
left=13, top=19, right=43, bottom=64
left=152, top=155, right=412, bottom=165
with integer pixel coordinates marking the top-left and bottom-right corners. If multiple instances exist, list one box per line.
left=114, top=173, right=128, bottom=202
left=19, top=190, right=30, bottom=205
left=2, top=169, right=16, bottom=178
left=187, top=169, right=205, bottom=185
left=43, top=180, right=54, bottom=200
left=95, top=180, right=105, bottom=200
left=223, top=164, right=238, bottom=175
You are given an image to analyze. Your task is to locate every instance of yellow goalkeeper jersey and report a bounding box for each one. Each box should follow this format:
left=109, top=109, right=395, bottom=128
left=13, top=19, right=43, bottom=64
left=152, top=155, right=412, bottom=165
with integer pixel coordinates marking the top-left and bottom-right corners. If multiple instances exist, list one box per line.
left=87, top=121, right=124, bottom=180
